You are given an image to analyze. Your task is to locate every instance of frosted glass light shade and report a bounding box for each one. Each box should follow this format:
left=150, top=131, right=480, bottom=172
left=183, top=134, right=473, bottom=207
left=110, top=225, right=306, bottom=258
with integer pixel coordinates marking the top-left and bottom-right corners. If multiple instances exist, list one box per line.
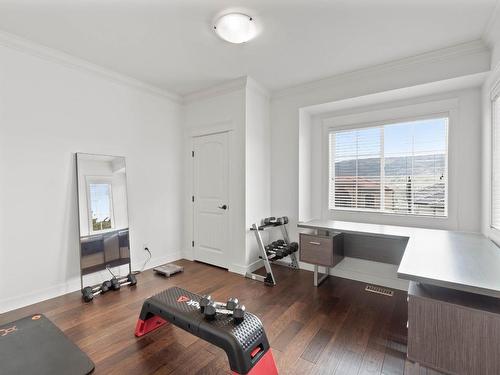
left=214, top=13, right=257, bottom=44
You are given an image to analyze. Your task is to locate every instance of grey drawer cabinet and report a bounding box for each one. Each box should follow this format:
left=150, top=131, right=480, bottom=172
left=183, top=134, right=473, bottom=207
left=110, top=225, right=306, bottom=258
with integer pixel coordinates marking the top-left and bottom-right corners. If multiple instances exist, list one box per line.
left=299, top=233, right=344, bottom=267
left=407, top=282, right=500, bottom=375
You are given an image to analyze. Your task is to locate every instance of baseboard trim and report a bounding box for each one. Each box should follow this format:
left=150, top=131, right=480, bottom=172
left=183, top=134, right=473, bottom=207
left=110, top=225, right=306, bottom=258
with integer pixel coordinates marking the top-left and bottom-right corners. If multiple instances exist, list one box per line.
left=246, top=259, right=264, bottom=273
left=181, top=248, right=194, bottom=261
left=240, top=255, right=409, bottom=291
left=228, top=263, right=250, bottom=275
left=0, top=251, right=183, bottom=314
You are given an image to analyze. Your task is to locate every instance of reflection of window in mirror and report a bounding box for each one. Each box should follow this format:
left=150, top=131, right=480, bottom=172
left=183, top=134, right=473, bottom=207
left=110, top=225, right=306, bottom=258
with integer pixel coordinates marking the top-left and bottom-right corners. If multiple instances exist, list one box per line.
left=87, top=181, right=114, bottom=233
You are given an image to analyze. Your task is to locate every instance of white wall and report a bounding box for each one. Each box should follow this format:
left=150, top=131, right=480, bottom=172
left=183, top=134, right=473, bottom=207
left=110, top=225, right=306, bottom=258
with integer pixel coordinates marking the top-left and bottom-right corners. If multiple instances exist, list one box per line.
left=0, top=43, right=183, bottom=312
left=486, top=12, right=500, bottom=71
left=482, top=13, right=500, bottom=244
left=298, top=110, right=313, bottom=222
left=306, top=88, right=482, bottom=232
left=245, top=79, right=271, bottom=266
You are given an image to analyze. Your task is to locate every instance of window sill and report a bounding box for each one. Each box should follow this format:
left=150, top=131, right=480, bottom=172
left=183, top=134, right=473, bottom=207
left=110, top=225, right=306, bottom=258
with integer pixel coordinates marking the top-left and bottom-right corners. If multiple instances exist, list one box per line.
left=329, top=208, right=448, bottom=219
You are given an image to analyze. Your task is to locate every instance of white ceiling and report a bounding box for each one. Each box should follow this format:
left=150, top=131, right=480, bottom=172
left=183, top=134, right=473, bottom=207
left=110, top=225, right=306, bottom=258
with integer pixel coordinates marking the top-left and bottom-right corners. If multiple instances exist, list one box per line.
left=0, top=0, right=497, bottom=96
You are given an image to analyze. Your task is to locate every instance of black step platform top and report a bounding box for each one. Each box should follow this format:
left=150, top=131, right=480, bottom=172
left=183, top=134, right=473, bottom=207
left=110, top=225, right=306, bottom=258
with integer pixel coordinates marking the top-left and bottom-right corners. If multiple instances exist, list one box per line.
left=147, top=287, right=264, bottom=350
left=140, top=286, right=269, bottom=374
left=0, top=314, right=94, bottom=375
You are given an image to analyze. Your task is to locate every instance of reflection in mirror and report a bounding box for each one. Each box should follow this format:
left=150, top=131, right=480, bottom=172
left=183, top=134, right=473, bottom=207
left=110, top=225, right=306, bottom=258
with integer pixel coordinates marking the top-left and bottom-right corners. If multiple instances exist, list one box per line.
left=76, top=153, right=131, bottom=279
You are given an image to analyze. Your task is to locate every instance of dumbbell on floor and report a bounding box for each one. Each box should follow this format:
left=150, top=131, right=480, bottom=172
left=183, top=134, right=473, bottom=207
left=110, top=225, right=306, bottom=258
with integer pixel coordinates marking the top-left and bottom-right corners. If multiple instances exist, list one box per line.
left=109, top=273, right=137, bottom=291
left=101, top=280, right=112, bottom=293
left=82, top=286, right=100, bottom=302
left=110, top=278, right=121, bottom=290
left=120, top=273, right=137, bottom=287
left=82, top=278, right=117, bottom=302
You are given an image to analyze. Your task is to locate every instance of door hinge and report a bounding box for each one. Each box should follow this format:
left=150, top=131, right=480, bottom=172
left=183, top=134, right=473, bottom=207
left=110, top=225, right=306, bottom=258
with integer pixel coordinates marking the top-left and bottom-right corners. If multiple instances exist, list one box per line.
left=192, top=241, right=195, bottom=247
left=192, top=195, right=195, bottom=202
left=192, top=151, right=194, bottom=157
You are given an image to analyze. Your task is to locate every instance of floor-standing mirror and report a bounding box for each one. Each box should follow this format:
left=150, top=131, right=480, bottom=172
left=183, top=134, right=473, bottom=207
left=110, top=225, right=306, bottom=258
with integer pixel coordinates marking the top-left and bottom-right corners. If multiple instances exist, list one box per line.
left=76, top=153, right=133, bottom=297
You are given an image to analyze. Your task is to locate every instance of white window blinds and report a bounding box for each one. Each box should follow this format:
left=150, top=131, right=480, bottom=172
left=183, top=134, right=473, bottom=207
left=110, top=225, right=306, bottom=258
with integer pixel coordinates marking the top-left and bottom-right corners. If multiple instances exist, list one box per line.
left=492, top=95, right=500, bottom=229
left=329, top=117, right=448, bottom=217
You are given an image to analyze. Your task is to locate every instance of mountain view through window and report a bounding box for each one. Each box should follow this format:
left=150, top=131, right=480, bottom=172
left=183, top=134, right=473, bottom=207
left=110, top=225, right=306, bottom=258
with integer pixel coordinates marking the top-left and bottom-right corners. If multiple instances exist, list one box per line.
left=329, top=117, right=448, bottom=216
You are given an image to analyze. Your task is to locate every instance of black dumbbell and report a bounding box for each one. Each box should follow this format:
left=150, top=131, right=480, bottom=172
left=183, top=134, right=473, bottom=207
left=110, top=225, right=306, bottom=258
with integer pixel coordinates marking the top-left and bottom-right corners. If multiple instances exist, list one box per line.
left=110, top=278, right=121, bottom=290
left=200, top=295, right=212, bottom=313
left=203, top=301, right=217, bottom=320
left=101, top=280, right=112, bottom=293
left=275, top=216, right=289, bottom=225
left=274, top=248, right=287, bottom=257
left=82, top=286, right=100, bottom=302
left=226, top=297, right=239, bottom=311
left=271, top=241, right=288, bottom=250
left=130, top=274, right=137, bottom=286
left=263, top=217, right=276, bottom=225
left=272, top=253, right=283, bottom=260
left=289, top=242, right=299, bottom=253
left=232, top=304, right=246, bottom=323
left=121, top=273, right=137, bottom=287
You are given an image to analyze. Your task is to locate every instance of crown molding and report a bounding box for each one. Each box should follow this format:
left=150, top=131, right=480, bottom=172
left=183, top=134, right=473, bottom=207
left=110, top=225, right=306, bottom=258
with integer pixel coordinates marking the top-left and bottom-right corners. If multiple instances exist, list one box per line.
left=272, top=39, right=490, bottom=100
left=246, top=76, right=270, bottom=99
left=182, top=76, right=270, bottom=104
left=0, top=30, right=182, bottom=103
left=0, top=28, right=490, bottom=106
left=182, top=77, right=248, bottom=104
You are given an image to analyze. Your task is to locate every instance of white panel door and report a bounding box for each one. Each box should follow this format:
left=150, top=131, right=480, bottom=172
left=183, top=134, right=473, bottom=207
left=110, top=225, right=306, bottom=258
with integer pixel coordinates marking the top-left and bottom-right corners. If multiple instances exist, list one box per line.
left=193, top=132, right=229, bottom=268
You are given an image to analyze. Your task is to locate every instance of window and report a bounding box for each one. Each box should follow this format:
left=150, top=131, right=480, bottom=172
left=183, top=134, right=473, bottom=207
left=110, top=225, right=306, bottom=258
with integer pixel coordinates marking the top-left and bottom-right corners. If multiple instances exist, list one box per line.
left=88, top=183, right=114, bottom=232
left=329, top=117, right=448, bottom=217
left=492, top=94, right=500, bottom=230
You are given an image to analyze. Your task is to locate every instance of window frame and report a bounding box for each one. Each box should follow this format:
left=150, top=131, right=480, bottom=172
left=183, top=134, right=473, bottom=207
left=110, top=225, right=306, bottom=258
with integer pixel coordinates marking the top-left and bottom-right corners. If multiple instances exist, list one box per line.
left=85, top=176, right=116, bottom=234
left=324, top=111, right=451, bottom=219
left=490, top=85, right=500, bottom=232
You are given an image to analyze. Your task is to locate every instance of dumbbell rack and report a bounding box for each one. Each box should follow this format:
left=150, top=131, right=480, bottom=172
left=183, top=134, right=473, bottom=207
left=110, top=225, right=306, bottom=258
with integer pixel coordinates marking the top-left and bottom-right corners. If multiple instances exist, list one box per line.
left=246, top=222, right=299, bottom=286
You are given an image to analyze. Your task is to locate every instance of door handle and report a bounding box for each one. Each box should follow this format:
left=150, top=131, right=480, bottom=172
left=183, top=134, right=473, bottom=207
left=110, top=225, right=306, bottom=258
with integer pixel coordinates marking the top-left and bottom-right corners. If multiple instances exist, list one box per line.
left=218, top=204, right=228, bottom=210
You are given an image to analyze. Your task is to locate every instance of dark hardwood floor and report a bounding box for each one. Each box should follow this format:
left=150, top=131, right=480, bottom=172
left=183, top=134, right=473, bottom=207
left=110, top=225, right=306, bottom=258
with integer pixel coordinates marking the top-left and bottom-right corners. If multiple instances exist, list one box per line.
left=0, top=260, right=443, bottom=374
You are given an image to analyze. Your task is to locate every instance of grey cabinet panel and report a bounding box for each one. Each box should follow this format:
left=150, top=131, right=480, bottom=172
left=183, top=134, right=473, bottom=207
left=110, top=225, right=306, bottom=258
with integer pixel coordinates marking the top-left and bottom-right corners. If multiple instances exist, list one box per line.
left=342, top=233, right=407, bottom=265
left=408, top=282, right=500, bottom=375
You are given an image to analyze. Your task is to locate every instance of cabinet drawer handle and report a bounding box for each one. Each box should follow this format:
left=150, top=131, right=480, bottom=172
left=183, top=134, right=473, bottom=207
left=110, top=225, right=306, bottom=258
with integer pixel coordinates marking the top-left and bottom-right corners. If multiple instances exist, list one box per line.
left=309, top=241, right=321, bottom=245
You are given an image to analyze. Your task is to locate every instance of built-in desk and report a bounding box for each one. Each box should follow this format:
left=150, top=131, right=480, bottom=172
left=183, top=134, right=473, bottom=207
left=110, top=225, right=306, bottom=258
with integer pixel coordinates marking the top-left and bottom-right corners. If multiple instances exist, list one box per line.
left=298, top=219, right=500, bottom=298
left=298, top=220, right=500, bottom=375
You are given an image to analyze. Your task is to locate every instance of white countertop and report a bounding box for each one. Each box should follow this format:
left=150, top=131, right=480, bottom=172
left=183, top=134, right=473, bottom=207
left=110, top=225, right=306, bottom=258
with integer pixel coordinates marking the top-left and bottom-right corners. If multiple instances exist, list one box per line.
left=298, top=219, right=500, bottom=298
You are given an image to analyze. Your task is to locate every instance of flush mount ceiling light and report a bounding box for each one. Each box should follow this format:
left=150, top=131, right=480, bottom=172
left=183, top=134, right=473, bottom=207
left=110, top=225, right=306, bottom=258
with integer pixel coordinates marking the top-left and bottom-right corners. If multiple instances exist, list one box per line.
left=213, top=13, right=257, bottom=44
